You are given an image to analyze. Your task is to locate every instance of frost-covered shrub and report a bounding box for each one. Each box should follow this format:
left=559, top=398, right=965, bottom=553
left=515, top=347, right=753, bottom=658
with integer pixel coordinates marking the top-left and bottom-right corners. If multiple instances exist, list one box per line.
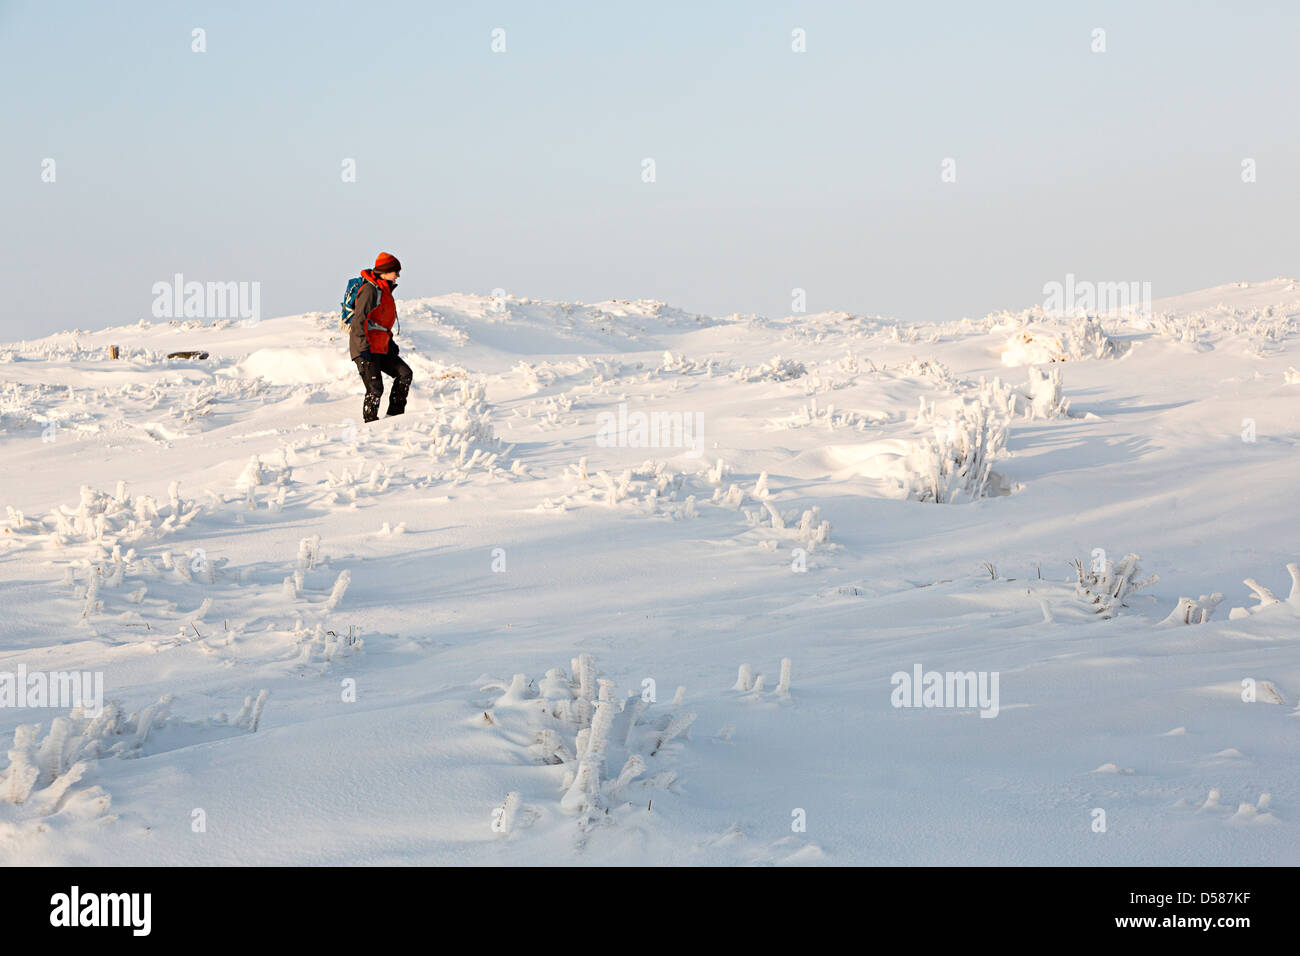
left=480, top=654, right=694, bottom=823
left=1066, top=317, right=1126, bottom=360
left=1229, top=561, right=1300, bottom=618
left=1145, top=312, right=1200, bottom=345
left=324, top=570, right=350, bottom=611
left=2, top=482, right=200, bottom=551
left=0, top=691, right=268, bottom=805
left=650, top=712, right=696, bottom=756
left=838, top=351, right=878, bottom=375
left=892, top=357, right=955, bottom=385
left=1019, top=366, right=1068, bottom=418
left=297, top=535, right=321, bottom=570
left=733, top=659, right=792, bottom=699
left=741, top=356, right=806, bottom=382
left=236, top=455, right=263, bottom=490
left=436, top=381, right=495, bottom=444
left=1159, top=593, right=1223, bottom=626
left=793, top=506, right=831, bottom=545
left=296, top=622, right=363, bottom=662
left=1071, top=552, right=1157, bottom=617
left=782, top=397, right=873, bottom=431
left=1142, top=303, right=1298, bottom=352
left=742, top=497, right=831, bottom=548
left=907, top=401, right=1008, bottom=504
left=888, top=324, right=940, bottom=345
left=552, top=457, right=834, bottom=550
left=976, top=367, right=1069, bottom=421
left=1002, top=318, right=1126, bottom=366
left=658, top=351, right=712, bottom=376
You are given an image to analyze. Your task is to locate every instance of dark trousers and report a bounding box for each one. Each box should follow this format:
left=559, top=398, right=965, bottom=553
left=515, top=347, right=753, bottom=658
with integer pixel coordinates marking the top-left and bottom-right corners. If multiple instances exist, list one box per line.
left=355, top=351, right=412, bottom=422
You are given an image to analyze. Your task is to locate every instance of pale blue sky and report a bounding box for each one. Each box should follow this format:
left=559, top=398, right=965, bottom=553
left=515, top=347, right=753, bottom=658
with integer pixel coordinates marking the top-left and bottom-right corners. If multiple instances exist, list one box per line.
left=2, top=0, right=1296, bottom=337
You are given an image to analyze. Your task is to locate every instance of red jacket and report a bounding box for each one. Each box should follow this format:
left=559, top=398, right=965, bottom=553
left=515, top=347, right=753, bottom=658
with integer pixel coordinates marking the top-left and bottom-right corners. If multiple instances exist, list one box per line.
left=350, top=269, right=398, bottom=357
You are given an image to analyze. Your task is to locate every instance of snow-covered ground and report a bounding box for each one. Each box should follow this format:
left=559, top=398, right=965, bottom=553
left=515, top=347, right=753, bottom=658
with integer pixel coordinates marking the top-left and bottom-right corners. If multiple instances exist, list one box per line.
left=1, top=279, right=1298, bottom=865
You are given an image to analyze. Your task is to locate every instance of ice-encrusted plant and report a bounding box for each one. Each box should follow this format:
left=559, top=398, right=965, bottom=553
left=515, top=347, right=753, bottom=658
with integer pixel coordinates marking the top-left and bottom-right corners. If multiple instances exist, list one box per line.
left=733, top=658, right=793, bottom=700
left=0, top=691, right=268, bottom=806
left=908, top=400, right=1008, bottom=504
left=1070, top=552, right=1158, bottom=618
left=478, top=654, right=695, bottom=834
left=1158, top=593, right=1224, bottom=626
left=3, top=481, right=200, bottom=550
left=552, top=459, right=833, bottom=550
left=782, top=397, right=873, bottom=431
left=1227, top=561, right=1300, bottom=619
left=1065, top=317, right=1127, bottom=360
left=975, top=367, right=1070, bottom=421
left=740, top=356, right=807, bottom=382
left=1002, top=316, right=1127, bottom=365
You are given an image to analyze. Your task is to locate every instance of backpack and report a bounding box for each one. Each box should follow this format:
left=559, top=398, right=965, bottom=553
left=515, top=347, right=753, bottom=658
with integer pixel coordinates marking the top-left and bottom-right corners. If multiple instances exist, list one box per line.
left=340, top=276, right=371, bottom=329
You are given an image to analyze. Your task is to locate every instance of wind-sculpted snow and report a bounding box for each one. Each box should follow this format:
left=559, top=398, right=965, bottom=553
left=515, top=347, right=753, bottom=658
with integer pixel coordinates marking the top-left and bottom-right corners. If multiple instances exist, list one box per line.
left=394, top=294, right=720, bottom=364
left=0, top=280, right=1299, bottom=864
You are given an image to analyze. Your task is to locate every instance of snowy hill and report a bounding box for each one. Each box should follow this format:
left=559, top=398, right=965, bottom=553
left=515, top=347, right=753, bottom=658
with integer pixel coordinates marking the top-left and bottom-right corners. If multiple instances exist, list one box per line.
left=2, top=279, right=1299, bottom=865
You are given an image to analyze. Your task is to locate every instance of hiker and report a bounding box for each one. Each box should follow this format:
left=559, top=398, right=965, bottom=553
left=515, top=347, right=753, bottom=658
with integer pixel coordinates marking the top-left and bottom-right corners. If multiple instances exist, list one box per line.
left=347, top=252, right=412, bottom=423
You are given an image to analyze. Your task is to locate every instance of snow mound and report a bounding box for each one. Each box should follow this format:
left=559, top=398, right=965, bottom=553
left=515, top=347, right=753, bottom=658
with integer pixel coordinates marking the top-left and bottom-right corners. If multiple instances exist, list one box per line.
left=237, top=347, right=353, bottom=385
left=1001, top=318, right=1125, bottom=366
left=2, top=275, right=1300, bottom=866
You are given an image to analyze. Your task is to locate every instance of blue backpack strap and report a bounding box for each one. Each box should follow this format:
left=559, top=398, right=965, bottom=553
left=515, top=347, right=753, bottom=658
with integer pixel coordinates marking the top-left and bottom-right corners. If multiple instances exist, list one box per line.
left=358, top=276, right=390, bottom=332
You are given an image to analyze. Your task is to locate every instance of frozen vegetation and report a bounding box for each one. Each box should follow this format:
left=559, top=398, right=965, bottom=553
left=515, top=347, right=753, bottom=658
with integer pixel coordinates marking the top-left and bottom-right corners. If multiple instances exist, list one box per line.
left=0, top=279, right=1298, bottom=864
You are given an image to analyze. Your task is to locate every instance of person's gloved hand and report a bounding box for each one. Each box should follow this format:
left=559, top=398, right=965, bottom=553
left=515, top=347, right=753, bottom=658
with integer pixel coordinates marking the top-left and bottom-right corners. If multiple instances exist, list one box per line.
left=357, top=349, right=373, bottom=362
